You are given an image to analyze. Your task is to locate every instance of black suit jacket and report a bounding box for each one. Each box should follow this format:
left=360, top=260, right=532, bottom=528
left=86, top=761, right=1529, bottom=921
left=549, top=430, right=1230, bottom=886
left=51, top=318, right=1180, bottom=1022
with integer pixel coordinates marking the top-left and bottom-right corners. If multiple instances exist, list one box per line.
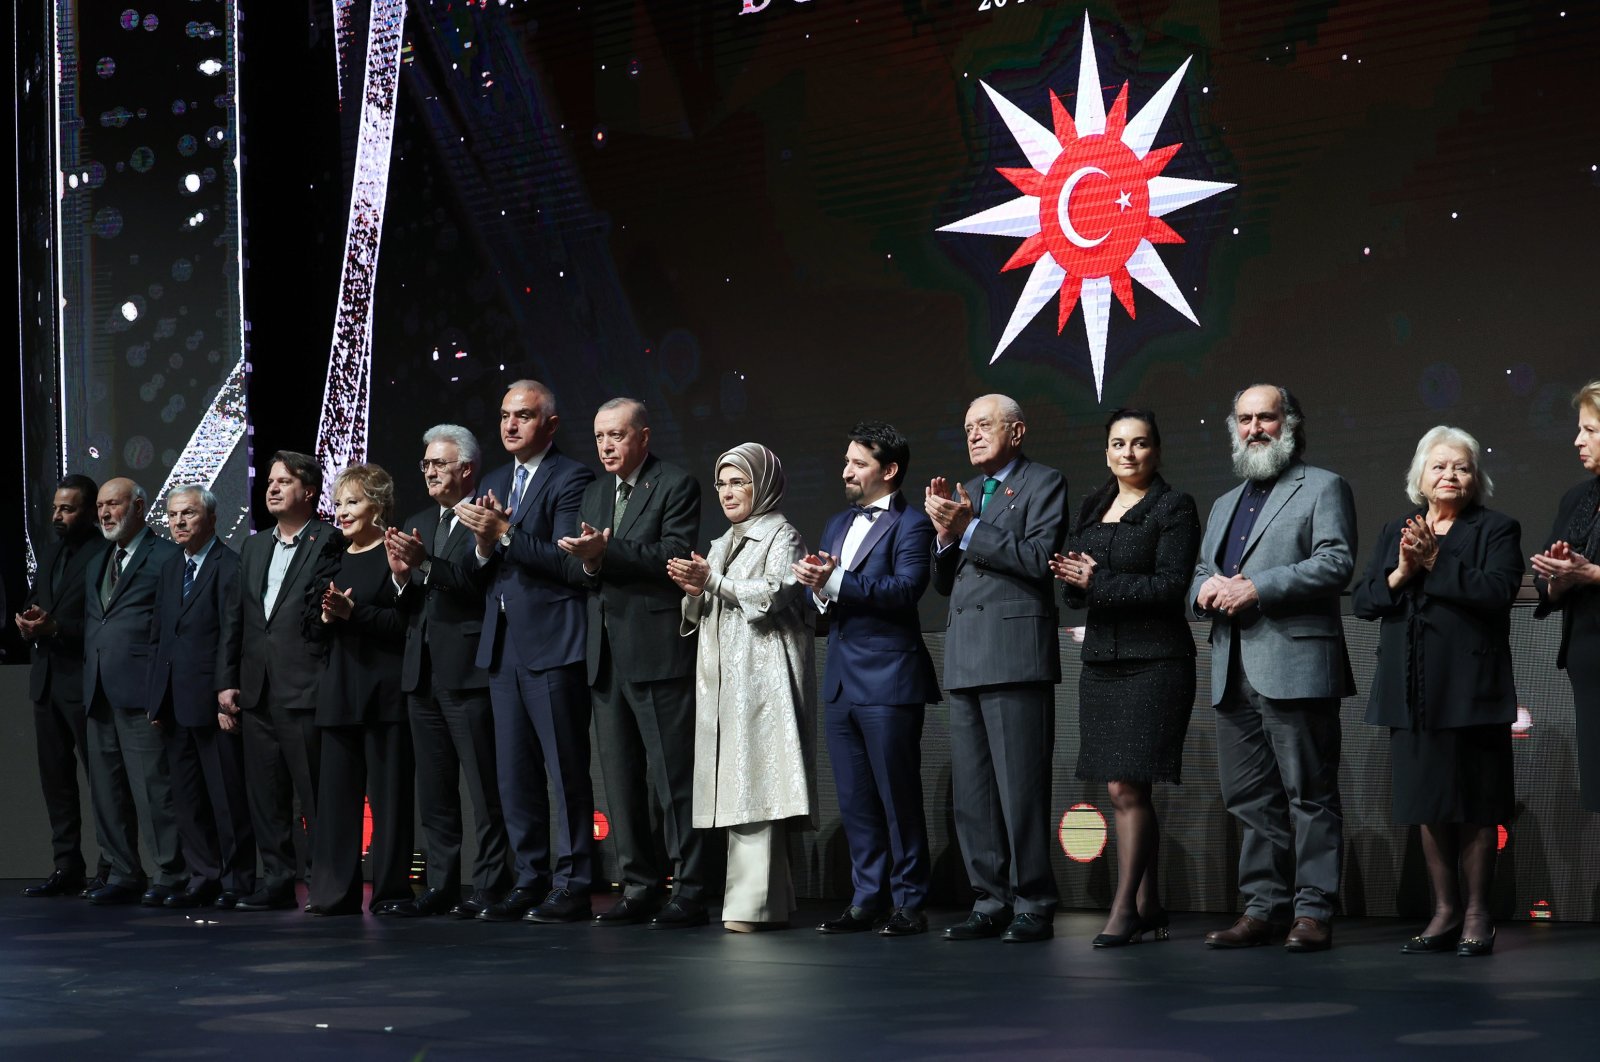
left=218, top=519, right=340, bottom=711
left=577, top=453, right=700, bottom=686
left=1061, top=477, right=1201, bottom=663
left=148, top=541, right=241, bottom=727
left=84, top=530, right=180, bottom=712
left=1352, top=504, right=1522, bottom=729
left=25, top=534, right=106, bottom=704
left=1533, top=478, right=1600, bottom=670
left=396, top=505, right=489, bottom=693
left=309, top=544, right=407, bottom=726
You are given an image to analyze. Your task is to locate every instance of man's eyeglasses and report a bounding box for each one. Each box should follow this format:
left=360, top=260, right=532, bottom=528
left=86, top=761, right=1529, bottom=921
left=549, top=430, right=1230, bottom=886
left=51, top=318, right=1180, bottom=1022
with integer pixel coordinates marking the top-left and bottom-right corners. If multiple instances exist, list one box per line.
left=419, top=459, right=464, bottom=472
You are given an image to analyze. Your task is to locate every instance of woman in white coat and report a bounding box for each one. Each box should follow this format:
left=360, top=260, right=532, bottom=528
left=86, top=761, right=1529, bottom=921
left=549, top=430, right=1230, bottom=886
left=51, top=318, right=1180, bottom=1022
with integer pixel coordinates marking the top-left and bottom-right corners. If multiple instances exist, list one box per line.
left=668, top=442, right=816, bottom=932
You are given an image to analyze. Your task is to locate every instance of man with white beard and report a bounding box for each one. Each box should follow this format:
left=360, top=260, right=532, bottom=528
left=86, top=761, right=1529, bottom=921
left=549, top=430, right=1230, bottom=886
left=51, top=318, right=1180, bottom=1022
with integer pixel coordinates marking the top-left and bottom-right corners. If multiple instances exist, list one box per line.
left=1190, top=385, right=1357, bottom=953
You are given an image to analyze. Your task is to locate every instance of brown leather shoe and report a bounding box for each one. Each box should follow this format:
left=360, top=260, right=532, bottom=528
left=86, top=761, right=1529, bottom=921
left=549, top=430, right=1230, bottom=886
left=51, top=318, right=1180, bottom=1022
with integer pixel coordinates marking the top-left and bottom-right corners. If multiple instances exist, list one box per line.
left=1204, top=915, right=1278, bottom=949
left=1284, top=916, right=1332, bottom=952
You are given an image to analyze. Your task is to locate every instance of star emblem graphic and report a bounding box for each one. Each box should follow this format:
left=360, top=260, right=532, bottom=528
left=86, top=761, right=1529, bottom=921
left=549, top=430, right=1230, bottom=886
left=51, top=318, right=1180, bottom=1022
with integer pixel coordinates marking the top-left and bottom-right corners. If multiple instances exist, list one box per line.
left=939, top=13, right=1235, bottom=399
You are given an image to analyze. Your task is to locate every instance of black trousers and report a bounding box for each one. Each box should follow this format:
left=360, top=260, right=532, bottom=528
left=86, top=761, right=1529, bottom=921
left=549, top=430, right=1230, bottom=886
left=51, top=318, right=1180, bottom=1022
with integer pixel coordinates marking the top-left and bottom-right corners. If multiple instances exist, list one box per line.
left=166, top=721, right=257, bottom=894
left=309, top=721, right=415, bottom=911
left=31, top=690, right=104, bottom=877
left=240, top=686, right=320, bottom=895
left=408, top=673, right=511, bottom=896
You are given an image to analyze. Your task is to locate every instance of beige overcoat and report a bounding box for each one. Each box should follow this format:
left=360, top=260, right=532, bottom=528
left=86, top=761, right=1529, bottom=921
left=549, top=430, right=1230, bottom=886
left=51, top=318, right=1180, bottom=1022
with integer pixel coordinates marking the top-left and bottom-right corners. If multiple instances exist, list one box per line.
left=681, top=511, right=817, bottom=829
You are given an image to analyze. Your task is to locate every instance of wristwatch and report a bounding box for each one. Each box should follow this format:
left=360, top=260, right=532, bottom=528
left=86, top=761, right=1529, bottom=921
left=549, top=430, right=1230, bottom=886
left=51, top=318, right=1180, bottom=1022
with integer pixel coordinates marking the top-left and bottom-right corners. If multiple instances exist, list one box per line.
left=498, top=528, right=513, bottom=550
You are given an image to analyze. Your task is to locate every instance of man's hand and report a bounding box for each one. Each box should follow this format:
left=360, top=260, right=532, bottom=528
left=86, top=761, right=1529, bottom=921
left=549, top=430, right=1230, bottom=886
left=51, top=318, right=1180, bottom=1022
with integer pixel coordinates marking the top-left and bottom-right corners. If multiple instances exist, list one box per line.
left=925, top=477, right=975, bottom=547
left=1195, top=574, right=1231, bottom=613
left=791, top=552, right=838, bottom=591
left=15, top=604, right=49, bottom=640
left=218, top=688, right=241, bottom=712
left=558, top=522, right=611, bottom=565
left=666, top=553, right=711, bottom=596
left=217, top=711, right=238, bottom=732
left=1212, top=575, right=1260, bottom=615
left=456, top=490, right=510, bottom=553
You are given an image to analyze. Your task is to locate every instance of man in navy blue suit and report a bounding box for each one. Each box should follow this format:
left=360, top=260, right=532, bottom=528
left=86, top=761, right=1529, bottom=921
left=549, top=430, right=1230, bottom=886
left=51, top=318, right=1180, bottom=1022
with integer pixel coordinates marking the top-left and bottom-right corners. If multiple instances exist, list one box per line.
left=147, top=485, right=255, bottom=909
left=793, top=422, right=940, bottom=937
left=455, top=380, right=597, bottom=924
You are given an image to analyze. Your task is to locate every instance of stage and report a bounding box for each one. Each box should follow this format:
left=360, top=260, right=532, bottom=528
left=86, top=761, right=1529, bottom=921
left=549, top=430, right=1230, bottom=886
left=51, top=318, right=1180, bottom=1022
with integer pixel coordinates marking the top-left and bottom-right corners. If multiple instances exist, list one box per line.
left=1, top=887, right=1596, bottom=1060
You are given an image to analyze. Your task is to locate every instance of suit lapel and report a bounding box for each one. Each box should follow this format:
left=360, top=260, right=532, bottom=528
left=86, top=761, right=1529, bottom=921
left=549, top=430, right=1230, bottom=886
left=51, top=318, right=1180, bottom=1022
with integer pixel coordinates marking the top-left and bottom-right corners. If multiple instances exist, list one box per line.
left=107, top=536, right=157, bottom=608
left=1242, top=465, right=1306, bottom=560
left=615, top=455, right=658, bottom=539
left=271, top=525, right=325, bottom=621
left=513, top=452, right=560, bottom=529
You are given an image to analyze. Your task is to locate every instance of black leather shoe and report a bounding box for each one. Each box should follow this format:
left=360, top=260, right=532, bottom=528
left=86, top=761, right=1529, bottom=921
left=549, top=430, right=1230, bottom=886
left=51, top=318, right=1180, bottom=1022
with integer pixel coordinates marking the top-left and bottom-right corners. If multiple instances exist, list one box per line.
left=479, top=886, right=545, bottom=922
left=816, top=905, right=883, bottom=934
left=380, top=887, right=456, bottom=918
left=944, top=910, right=1009, bottom=941
left=525, top=887, right=591, bottom=924
left=1000, top=913, right=1055, bottom=944
left=234, top=888, right=296, bottom=912
left=451, top=891, right=495, bottom=920
left=79, top=876, right=108, bottom=899
left=24, top=869, right=86, bottom=898
left=305, top=901, right=362, bottom=917
left=1457, top=927, right=1496, bottom=957
left=594, top=895, right=659, bottom=926
left=142, top=884, right=179, bottom=908
left=87, top=882, right=142, bottom=906
left=215, top=891, right=242, bottom=910
left=1401, top=924, right=1462, bottom=954
left=648, top=898, right=710, bottom=930
left=165, top=882, right=222, bottom=909
left=878, top=908, right=928, bottom=937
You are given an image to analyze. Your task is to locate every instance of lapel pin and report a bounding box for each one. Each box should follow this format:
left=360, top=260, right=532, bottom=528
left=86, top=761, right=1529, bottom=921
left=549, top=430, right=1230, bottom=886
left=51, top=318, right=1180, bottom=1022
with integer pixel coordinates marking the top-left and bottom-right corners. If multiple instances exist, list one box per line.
left=1005, top=487, right=1015, bottom=497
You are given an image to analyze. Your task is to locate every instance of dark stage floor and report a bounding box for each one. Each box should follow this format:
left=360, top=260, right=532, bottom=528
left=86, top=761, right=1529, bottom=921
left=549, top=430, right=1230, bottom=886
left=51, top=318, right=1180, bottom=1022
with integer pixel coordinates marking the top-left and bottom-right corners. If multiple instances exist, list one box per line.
left=1, top=885, right=1598, bottom=1060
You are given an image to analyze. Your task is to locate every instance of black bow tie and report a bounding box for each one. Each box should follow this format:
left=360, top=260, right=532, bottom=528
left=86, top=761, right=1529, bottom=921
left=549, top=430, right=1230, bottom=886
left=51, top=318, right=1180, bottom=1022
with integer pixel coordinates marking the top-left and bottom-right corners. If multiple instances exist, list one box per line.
left=849, top=505, right=880, bottom=522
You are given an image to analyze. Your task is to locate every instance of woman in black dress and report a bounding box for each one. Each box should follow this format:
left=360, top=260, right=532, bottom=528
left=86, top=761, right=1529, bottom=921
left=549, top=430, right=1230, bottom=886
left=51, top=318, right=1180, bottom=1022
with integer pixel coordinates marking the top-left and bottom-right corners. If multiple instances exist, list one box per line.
left=1352, top=426, right=1520, bottom=956
left=304, top=464, right=415, bottom=916
left=1050, top=409, right=1199, bottom=947
left=1531, top=380, right=1600, bottom=813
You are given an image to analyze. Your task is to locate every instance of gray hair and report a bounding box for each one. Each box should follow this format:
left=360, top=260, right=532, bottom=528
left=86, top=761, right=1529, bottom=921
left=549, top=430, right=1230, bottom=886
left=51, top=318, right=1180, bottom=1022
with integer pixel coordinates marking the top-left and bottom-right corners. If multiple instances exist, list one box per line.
left=129, top=482, right=149, bottom=506
left=597, top=397, right=649, bottom=430
left=506, top=379, right=556, bottom=417
left=422, top=423, right=481, bottom=468
left=167, top=483, right=217, bottom=514
left=1226, top=383, right=1307, bottom=457
left=1405, top=425, right=1494, bottom=505
left=968, top=393, right=1025, bottom=425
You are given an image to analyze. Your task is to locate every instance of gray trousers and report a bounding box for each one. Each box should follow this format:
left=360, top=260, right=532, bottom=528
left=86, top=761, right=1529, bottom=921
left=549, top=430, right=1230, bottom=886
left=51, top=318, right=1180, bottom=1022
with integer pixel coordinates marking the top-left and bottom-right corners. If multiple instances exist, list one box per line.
left=85, top=696, right=184, bottom=888
left=1216, top=656, right=1344, bottom=922
left=948, top=683, right=1059, bottom=918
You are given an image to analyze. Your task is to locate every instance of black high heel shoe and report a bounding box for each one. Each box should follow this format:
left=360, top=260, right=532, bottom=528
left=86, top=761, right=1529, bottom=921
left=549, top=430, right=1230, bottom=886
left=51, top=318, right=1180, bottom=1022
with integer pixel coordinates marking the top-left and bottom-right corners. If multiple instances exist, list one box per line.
left=1457, top=927, right=1495, bottom=956
left=1091, top=915, right=1147, bottom=948
left=1401, top=923, right=1462, bottom=954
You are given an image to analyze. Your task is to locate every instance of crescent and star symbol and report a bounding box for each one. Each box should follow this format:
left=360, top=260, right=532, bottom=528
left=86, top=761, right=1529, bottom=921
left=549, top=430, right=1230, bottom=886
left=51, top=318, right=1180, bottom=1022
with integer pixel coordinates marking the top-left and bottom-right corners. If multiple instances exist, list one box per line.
left=938, top=11, right=1236, bottom=399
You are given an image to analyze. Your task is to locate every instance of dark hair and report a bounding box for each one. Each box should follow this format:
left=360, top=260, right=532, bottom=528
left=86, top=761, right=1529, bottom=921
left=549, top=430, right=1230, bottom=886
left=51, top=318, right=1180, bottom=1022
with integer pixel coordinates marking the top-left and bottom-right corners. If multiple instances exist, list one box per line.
left=847, top=420, right=911, bottom=486
left=269, top=450, right=322, bottom=494
left=1104, top=408, right=1162, bottom=449
left=56, top=473, right=99, bottom=506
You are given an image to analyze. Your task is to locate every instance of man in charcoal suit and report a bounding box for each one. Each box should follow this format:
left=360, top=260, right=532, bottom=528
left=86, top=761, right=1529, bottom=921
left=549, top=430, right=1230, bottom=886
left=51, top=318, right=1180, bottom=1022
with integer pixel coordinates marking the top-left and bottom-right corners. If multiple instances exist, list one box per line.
left=558, top=397, right=709, bottom=929
left=14, top=474, right=108, bottom=897
left=796, top=421, right=940, bottom=938
left=382, top=424, right=512, bottom=918
left=147, top=485, right=255, bottom=908
left=926, top=395, right=1067, bottom=944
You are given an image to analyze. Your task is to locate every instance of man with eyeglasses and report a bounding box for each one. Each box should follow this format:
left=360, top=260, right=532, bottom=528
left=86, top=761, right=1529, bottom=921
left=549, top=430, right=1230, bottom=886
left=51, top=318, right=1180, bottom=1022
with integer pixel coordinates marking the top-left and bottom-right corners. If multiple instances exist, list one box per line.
left=558, top=398, right=708, bottom=929
left=455, top=380, right=597, bottom=924
left=925, top=394, right=1067, bottom=944
left=379, top=425, right=512, bottom=918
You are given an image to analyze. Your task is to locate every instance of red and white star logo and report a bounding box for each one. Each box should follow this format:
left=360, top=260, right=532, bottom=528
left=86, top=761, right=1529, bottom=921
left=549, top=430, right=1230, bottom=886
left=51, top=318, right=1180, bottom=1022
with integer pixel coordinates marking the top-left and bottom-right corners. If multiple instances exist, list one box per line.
left=940, top=13, right=1234, bottom=399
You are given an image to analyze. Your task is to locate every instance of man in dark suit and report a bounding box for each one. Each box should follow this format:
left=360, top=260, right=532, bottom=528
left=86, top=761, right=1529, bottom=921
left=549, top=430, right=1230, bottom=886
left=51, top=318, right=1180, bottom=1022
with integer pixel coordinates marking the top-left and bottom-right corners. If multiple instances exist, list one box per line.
left=456, top=380, right=597, bottom=924
left=795, top=422, right=940, bottom=938
left=148, top=485, right=255, bottom=908
left=81, top=478, right=185, bottom=906
left=14, top=474, right=108, bottom=897
left=218, top=451, right=339, bottom=911
left=1190, top=384, right=1356, bottom=953
left=926, top=395, right=1067, bottom=944
left=382, top=424, right=512, bottom=918
left=557, top=398, right=707, bottom=929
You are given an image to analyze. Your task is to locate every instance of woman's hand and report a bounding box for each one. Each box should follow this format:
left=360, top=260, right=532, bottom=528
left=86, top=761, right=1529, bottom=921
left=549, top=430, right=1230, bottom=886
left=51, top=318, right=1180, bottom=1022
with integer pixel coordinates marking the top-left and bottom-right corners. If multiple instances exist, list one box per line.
left=666, top=553, right=710, bottom=596
left=1402, top=515, right=1439, bottom=570
left=1049, top=551, right=1097, bottom=589
left=320, top=580, right=354, bottom=622
left=1532, top=539, right=1598, bottom=599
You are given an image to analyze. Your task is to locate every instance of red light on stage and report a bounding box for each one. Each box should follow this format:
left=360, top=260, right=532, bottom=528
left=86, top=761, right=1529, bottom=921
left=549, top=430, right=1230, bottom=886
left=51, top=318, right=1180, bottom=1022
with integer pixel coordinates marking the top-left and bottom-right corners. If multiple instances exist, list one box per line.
left=1529, top=900, right=1553, bottom=920
left=362, top=799, right=374, bottom=856
left=1058, top=803, right=1108, bottom=863
left=1496, top=825, right=1509, bottom=851
left=593, top=811, right=610, bottom=841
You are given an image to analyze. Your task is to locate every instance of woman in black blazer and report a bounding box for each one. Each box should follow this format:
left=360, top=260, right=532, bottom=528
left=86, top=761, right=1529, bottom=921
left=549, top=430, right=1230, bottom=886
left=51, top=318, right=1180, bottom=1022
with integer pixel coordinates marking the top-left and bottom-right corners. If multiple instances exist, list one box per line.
left=1352, top=426, right=1521, bottom=956
left=304, top=464, right=415, bottom=916
left=1531, top=380, right=1600, bottom=813
left=1050, top=409, right=1199, bottom=948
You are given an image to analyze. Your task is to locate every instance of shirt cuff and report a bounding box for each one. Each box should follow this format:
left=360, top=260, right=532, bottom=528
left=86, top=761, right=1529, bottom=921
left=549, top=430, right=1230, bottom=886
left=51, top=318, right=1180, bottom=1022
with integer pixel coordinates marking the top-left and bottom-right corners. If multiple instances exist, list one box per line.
left=821, top=566, right=844, bottom=601
left=958, top=519, right=980, bottom=551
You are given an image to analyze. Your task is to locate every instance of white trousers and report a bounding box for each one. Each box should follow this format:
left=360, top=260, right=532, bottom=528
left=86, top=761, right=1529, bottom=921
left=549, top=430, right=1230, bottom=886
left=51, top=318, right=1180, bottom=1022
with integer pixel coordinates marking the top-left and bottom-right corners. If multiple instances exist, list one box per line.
left=722, top=820, right=794, bottom=922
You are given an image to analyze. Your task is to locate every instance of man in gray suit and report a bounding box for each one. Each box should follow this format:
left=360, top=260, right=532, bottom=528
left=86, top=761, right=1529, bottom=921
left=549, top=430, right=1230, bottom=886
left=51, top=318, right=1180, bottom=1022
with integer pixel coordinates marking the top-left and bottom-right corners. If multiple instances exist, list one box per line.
left=1190, top=384, right=1356, bottom=952
left=927, top=394, right=1067, bottom=944
left=82, top=478, right=185, bottom=906
left=559, top=398, right=707, bottom=929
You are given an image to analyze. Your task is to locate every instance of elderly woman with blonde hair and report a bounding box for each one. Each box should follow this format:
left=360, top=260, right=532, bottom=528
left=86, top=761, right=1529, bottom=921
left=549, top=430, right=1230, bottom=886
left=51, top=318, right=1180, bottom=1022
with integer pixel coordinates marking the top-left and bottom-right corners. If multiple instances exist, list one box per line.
left=1352, top=426, right=1521, bottom=956
left=668, top=443, right=816, bottom=932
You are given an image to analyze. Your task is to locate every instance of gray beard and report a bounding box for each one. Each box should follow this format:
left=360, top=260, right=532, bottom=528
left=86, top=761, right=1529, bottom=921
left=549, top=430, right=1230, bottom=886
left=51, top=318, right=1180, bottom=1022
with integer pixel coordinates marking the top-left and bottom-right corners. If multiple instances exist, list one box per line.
left=100, top=518, right=130, bottom=542
left=1231, top=432, right=1296, bottom=482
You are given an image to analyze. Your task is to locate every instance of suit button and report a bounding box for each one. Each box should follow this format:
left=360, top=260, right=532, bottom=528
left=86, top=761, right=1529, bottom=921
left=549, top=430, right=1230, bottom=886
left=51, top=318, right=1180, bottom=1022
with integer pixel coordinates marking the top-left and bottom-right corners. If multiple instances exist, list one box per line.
left=976, top=604, right=984, bottom=611
left=955, top=607, right=964, bottom=615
